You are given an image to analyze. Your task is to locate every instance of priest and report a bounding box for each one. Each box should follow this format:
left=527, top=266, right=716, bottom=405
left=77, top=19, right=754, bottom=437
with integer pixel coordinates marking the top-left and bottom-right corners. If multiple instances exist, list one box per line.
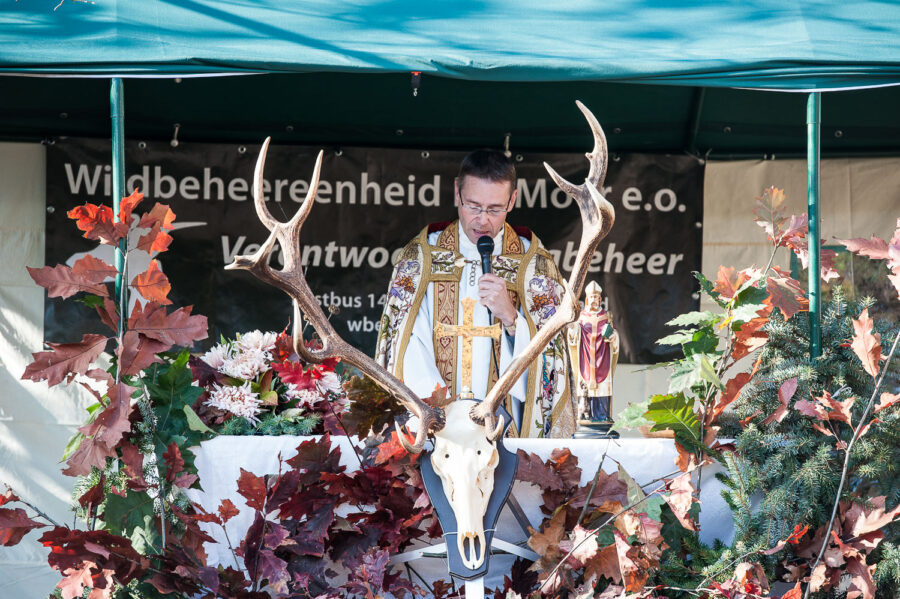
left=375, top=149, right=574, bottom=437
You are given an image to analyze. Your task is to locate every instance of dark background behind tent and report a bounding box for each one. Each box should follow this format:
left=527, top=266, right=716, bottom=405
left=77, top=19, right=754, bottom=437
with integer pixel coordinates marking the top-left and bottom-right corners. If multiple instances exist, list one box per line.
left=44, top=138, right=702, bottom=364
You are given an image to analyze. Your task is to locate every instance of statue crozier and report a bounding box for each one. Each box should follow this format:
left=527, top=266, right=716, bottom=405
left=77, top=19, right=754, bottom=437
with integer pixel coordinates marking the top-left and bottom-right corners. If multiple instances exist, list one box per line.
left=566, top=281, right=619, bottom=438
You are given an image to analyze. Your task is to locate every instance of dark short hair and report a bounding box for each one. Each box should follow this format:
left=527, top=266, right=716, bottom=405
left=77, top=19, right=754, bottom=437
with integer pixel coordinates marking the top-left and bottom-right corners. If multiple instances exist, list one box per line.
left=457, top=149, right=516, bottom=191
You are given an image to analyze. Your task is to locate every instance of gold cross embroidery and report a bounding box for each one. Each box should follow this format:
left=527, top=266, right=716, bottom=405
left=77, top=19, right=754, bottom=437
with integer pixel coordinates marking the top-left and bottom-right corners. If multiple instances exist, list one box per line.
left=434, top=297, right=501, bottom=399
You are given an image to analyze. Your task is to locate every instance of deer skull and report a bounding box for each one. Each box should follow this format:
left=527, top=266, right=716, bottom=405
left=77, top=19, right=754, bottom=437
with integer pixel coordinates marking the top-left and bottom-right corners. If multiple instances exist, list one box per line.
left=430, top=400, right=500, bottom=570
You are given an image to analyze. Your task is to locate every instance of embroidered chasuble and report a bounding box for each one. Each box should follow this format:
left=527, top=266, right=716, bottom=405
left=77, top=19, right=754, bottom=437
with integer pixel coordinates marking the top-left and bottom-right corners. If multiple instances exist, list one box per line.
left=375, top=220, right=575, bottom=438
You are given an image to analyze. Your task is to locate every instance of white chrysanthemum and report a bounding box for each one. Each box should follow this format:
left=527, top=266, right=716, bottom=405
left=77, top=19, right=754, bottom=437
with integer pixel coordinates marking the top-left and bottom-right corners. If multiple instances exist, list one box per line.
left=220, top=347, right=270, bottom=380
left=238, top=330, right=278, bottom=353
left=316, top=371, right=343, bottom=395
left=284, top=383, right=321, bottom=409
left=201, top=343, right=231, bottom=369
left=205, top=382, right=262, bottom=422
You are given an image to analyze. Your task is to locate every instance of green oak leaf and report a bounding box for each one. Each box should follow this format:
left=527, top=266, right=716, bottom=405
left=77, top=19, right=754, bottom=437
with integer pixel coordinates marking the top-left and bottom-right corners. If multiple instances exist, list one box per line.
left=645, top=392, right=701, bottom=453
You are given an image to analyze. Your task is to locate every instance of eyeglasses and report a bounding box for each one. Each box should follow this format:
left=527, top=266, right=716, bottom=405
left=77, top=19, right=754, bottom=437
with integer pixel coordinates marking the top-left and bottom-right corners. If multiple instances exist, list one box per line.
left=458, top=196, right=512, bottom=217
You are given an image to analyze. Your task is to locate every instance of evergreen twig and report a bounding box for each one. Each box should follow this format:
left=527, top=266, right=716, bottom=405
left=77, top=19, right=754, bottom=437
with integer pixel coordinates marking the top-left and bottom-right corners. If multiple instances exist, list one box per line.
left=802, top=329, right=900, bottom=599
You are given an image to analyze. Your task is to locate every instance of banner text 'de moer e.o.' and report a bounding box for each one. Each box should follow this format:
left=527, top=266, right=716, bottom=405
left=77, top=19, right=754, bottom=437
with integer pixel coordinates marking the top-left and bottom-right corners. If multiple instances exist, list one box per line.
left=46, top=141, right=702, bottom=364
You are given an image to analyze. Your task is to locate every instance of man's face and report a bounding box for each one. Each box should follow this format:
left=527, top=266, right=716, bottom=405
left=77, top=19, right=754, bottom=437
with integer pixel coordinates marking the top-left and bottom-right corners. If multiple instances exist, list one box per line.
left=455, top=175, right=517, bottom=244
left=587, top=292, right=602, bottom=312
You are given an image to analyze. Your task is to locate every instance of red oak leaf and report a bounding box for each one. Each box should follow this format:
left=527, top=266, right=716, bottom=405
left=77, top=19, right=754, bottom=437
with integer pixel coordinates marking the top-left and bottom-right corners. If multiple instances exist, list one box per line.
left=845, top=555, right=877, bottom=599
left=375, top=430, right=416, bottom=466
left=765, top=270, right=808, bottom=319
left=731, top=315, right=769, bottom=361
left=162, top=443, right=185, bottom=483
left=236, top=468, right=267, bottom=512
left=709, top=372, right=752, bottom=424
left=875, top=392, right=900, bottom=413
left=27, top=264, right=108, bottom=299
left=138, top=202, right=176, bottom=231
left=39, top=528, right=145, bottom=591
left=837, top=235, right=890, bottom=260
left=753, top=187, right=789, bottom=241
left=117, top=190, right=144, bottom=225
left=0, top=507, right=45, bottom=545
left=762, top=524, right=809, bottom=555
left=273, top=360, right=318, bottom=390
left=817, top=391, right=856, bottom=425
left=80, top=380, right=136, bottom=449
left=57, top=561, right=95, bottom=599
left=713, top=266, right=759, bottom=301
left=135, top=221, right=174, bottom=254
left=21, top=334, right=109, bottom=388
left=96, top=297, right=120, bottom=333
left=76, top=478, right=105, bottom=509
left=613, top=529, right=651, bottom=592
left=119, top=443, right=148, bottom=491
left=761, top=377, right=798, bottom=425
left=664, top=472, right=698, bottom=531
left=843, top=495, right=900, bottom=537
left=795, top=398, right=829, bottom=420
left=218, top=499, right=240, bottom=524
left=0, top=489, right=19, bottom=507
left=128, top=302, right=208, bottom=347
left=131, top=260, right=172, bottom=305
left=850, top=308, right=882, bottom=378
left=67, top=203, right=129, bottom=245
left=62, top=436, right=115, bottom=477
left=72, top=254, right=118, bottom=285
left=116, top=331, right=167, bottom=376
left=778, top=582, right=803, bottom=599
left=674, top=440, right=697, bottom=473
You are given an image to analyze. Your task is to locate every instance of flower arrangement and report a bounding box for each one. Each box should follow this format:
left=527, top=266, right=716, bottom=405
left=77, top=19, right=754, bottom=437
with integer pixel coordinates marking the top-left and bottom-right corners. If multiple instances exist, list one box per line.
left=191, top=329, right=348, bottom=436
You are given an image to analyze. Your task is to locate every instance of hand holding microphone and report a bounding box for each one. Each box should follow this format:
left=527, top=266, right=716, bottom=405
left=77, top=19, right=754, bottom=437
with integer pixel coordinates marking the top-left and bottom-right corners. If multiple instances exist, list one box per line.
left=476, top=235, right=517, bottom=327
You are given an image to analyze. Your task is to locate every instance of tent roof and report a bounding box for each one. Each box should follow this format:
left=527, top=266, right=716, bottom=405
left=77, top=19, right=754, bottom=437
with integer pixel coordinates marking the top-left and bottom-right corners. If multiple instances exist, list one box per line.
left=4, top=1, right=900, bottom=90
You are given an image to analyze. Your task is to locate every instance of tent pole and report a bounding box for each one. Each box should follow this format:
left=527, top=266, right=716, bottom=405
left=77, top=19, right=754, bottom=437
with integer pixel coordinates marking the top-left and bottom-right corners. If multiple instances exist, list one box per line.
left=110, top=78, right=126, bottom=315
left=807, top=92, right=821, bottom=359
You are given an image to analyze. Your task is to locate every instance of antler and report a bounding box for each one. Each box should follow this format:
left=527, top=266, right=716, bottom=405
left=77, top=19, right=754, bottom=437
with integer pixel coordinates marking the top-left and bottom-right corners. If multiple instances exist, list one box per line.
left=226, top=138, right=445, bottom=452
left=471, top=101, right=615, bottom=440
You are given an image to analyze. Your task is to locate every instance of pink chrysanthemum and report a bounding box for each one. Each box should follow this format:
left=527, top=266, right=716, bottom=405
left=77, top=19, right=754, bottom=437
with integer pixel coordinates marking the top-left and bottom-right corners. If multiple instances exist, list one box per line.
left=205, top=382, right=262, bottom=422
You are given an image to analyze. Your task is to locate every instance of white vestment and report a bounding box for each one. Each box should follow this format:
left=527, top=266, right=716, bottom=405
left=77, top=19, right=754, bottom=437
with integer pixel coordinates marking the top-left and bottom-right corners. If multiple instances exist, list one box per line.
left=402, top=229, right=532, bottom=425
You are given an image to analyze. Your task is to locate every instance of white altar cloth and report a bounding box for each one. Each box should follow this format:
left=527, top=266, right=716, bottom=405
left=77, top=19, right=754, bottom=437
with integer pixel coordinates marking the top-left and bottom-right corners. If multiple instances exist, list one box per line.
left=187, top=436, right=733, bottom=591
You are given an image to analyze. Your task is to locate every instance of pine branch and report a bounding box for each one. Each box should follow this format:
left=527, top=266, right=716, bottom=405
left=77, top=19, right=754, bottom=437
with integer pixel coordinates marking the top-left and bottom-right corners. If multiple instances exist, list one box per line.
left=803, top=330, right=900, bottom=599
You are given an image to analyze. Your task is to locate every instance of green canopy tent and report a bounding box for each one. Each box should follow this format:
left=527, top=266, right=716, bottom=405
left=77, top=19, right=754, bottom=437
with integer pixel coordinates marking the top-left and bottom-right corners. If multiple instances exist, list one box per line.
left=3, top=0, right=900, bottom=352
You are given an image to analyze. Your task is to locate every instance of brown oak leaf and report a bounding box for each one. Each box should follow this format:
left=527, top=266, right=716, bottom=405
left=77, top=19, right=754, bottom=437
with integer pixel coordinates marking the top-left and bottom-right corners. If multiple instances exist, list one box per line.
left=875, top=391, right=900, bottom=413
left=613, top=529, right=650, bottom=592
left=27, top=264, right=108, bottom=299
left=663, top=472, right=698, bottom=531
left=765, top=270, right=808, bottom=319
left=21, top=334, right=109, bottom=388
left=128, top=302, right=208, bottom=346
left=527, top=508, right=566, bottom=558
left=837, top=235, right=889, bottom=260
left=761, top=377, right=798, bottom=426
left=850, top=308, right=882, bottom=378
left=116, top=331, right=167, bottom=376
left=709, top=372, right=751, bottom=424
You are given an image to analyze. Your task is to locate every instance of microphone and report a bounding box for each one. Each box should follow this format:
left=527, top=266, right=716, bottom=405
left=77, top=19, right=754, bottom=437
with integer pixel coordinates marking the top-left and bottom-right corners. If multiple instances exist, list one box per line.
left=477, top=235, right=494, bottom=276
left=477, top=235, right=495, bottom=321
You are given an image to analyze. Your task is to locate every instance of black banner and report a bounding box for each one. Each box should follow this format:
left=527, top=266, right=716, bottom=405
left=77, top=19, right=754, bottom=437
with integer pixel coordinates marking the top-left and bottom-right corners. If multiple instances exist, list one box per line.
left=45, top=139, right=702, bottom=364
